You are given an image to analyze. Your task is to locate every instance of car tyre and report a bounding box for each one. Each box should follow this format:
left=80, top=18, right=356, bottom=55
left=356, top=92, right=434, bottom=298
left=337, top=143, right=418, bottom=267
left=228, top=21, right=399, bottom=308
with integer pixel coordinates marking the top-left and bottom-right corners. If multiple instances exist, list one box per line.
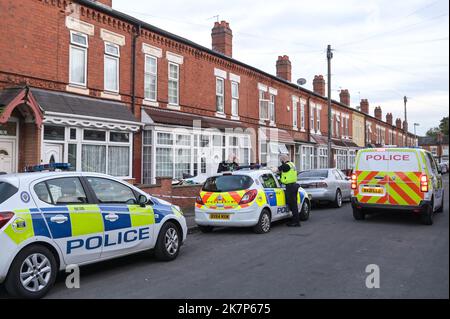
left=352, top=207, right=365, bottom=220
left=437, top=192, right=444, bottom=213
left=198, top=225, right=214, bottom=233
left=421, top=203, right=434, bottom=225
left=334, top=189, right=343, bottom=208
left=253, top=209, right=271, bottom=234
left=299, top=200, right=311, bottom=221
left=155, top=221, right=181, bottom=261
left=5, top=244, right=57, bottom=299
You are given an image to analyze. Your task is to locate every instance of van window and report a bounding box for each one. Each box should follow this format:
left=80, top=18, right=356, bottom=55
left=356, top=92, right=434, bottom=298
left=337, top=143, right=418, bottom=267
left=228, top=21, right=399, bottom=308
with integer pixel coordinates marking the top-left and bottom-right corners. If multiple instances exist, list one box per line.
left=203, top=175, right=254, bottom=192
left=425, top=152, right=438, bottom=174
left=357, top=150, right=419, bottom=172
left=0, top=182, right=18, bottom=204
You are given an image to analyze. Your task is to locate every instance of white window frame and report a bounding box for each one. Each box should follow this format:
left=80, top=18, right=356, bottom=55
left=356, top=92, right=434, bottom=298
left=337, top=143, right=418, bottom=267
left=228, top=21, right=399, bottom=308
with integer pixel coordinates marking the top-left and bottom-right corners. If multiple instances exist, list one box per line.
left=300, top=99, right=306, bottom=131
left=104, top=42, right=120, bottom=93
left=69, top=31, right=88, bottom=87
left=310, top=104, right=315, bottom=133
left=292, top=100, right=298, bottom=129
left=144, top=55, right=158, bottom=101
left=316, top=106, right=321, bottom=133
left=216, top=77, right=225, bottom=114
left=168, top=62, right=180, bottom=106
left=269, top=94, right=276, bottom=123
left=259, top=90, right=269, bottom=121
left=231, top=81, right=239, bottom=117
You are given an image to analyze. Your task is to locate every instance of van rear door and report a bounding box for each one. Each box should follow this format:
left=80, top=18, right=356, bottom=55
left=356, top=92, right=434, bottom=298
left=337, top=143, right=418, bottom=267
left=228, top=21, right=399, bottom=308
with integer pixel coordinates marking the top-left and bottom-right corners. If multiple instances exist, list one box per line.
left=386, top=149, right=423, bottom=207
left=355, top=149, right=390, bottom=204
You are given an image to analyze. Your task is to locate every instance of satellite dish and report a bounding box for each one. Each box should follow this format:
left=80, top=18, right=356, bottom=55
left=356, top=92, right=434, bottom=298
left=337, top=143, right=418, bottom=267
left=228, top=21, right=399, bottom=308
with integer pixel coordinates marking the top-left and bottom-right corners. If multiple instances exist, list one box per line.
left=297, top=78, right=307, bottom=86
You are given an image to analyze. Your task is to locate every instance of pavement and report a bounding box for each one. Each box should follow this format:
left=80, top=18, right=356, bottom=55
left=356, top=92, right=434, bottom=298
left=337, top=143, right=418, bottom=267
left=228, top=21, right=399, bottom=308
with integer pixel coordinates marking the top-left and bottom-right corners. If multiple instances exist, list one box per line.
left=1, top=175, right=448, bottom=299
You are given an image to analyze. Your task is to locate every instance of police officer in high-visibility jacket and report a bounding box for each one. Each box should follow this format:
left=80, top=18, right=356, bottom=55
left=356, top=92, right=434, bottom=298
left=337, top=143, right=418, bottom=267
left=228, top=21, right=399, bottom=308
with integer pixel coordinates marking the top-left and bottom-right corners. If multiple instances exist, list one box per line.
left=278, top=154, right=301, bottom=227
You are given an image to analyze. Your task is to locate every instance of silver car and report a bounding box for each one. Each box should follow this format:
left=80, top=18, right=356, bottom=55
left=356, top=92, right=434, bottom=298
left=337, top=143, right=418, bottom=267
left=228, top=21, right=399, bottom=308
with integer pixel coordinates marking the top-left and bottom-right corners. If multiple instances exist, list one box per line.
left=297, top=169, right=351, bottom=208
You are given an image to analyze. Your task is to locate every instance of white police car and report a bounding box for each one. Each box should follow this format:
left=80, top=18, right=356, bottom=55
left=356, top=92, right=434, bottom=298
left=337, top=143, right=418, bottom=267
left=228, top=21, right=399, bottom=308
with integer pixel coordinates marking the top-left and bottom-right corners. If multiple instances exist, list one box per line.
left=0, top=167, right=187, bottom=299
left=195, top=167, right=311, bottom=234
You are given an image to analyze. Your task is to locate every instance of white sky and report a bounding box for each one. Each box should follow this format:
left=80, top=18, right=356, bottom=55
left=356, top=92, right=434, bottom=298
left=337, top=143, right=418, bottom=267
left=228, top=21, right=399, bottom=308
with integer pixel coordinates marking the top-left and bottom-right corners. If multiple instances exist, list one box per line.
left=113, top=0, right=449, bottom=136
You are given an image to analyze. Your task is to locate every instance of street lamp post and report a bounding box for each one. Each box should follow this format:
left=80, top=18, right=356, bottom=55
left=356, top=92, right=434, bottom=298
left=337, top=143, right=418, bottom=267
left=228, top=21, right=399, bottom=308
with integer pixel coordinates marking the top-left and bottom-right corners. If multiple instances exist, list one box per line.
left=327, top=45, right=333, bottom=168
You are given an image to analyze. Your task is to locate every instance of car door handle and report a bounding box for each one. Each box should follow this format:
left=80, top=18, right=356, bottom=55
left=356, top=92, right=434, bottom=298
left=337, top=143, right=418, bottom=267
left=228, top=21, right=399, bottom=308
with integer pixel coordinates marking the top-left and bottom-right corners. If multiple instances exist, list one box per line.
left=104, top=213, right=119, bottom=222
left=269, top=194, right=275, bottom=198
left=50, top=215, right=68, bottom=224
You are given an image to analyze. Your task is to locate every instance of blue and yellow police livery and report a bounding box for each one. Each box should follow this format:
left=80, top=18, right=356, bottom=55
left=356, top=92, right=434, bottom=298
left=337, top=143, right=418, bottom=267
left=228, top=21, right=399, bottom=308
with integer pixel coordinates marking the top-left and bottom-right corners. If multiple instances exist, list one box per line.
left=0, top=171, right=187, bottom=299
left=195, top=168, right=311, bottom=234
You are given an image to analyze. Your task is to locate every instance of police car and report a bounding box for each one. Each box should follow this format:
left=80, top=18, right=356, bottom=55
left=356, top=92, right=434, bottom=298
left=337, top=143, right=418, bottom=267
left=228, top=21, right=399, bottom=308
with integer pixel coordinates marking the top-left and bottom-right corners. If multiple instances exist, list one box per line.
left=195, top=166, right=311, bottom=234
left=351, top=147, right=445, bottom=225
left=0, top=165, right=187, bottom=298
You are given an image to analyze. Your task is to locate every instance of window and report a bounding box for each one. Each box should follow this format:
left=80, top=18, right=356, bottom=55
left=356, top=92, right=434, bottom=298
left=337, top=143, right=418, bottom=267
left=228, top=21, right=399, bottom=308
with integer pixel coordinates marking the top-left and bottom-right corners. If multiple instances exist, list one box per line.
left=68, top=144, right=77, bottom=170
left=69, top=31, right=88, bottom=86
left=44, top=178, right=87, bottom=205
left=44, top=126, right=65, bottom=141
left=293, top=100, right=298, bottom=128
left=104, top=43, right=120, bottom=93
left=84, top=130, right=106, bottom=141
left=336, top=114, right=340, bottom=137
left=142, top=130, right=153, bottom=185
left=260, top=174, right=278, bottom=189
left=300, top=99, right=306, bottom=130
left=87, top=177, right=136, bottom=204
left=310, top=104, right=315, bottom=132
left=316, top=106, right=321, bottom=132
left=231, top=82, right=239, bottom=117
left=259, top=90, right=269, bottom=120
left=168, top=63, right=179, bottom=105
left=302, top=146, right=314, bottom=170
left=348, top=150, right=356, bottom=169
left=216, top=77, right=225, bottom=113
left=269, top=95, right=275, bottom=122
left=82, top=145, right=107, bottom=174
left=203, top=175, right=254, bottom=192
left=318, top=148, right=328, bottom=169
left=0, top=182, right=18, bottom=204
left=144, top=55, right=157, bottom=101
left=336, top=149, right=348, bottom=170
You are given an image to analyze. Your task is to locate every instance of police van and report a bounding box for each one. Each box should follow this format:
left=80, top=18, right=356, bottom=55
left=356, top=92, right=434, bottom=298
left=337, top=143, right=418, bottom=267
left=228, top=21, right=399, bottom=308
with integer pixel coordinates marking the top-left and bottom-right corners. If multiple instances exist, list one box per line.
left=0, top=167, right=187, bottom=299
left=351, top=148, right=444, bottom=225
left=195, top=166, right=311, bottom=233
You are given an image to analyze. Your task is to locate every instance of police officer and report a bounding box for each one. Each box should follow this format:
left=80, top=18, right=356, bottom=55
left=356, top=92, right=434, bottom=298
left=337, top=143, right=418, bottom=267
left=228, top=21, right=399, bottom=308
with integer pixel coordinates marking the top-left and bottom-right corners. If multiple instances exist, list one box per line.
left=217, top=154, right=240, bottom=173
left=278, top=154, right=301, bottom=227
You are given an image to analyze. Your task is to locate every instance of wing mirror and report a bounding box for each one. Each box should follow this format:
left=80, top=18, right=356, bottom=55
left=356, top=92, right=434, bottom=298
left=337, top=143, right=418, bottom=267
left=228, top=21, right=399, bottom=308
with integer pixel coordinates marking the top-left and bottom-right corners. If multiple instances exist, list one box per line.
left=138, top=194, right=148, bottom=207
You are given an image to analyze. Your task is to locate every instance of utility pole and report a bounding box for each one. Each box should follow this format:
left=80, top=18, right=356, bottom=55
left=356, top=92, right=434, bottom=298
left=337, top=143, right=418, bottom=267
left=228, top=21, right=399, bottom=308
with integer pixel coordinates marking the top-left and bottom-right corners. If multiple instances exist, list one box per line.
left=404, top=96, right=408, bottom=127
left=327, top=45, right=333, bottom=168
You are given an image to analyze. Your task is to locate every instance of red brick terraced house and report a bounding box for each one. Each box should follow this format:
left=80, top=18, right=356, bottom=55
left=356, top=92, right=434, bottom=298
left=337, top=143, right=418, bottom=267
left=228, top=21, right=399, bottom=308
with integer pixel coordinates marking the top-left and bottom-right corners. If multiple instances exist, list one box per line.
left=0, top=0, right=418, bottom=183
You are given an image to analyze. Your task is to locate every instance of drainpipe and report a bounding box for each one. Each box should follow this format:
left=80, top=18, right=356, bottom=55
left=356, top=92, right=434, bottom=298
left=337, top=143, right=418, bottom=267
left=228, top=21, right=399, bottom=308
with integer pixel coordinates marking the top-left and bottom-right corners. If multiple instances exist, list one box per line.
left=131, top=24, right=141, bottom=115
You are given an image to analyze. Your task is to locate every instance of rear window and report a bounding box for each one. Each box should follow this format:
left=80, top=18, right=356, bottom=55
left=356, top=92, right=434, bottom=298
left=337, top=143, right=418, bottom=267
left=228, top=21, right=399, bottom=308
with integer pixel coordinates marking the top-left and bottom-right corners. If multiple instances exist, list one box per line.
left=203, top=175, right=254, bottom=192
left=298, top=170, right=329, bottom=179
left=0, top=182, right=18, bottom=204
left=357, top=150, right=420, bottom=172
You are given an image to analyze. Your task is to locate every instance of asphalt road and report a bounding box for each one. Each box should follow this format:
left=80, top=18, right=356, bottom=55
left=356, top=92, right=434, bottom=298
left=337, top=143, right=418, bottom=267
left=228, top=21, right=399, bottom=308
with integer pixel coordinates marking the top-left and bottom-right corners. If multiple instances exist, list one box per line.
left=1, top=176, right=448, bottom=299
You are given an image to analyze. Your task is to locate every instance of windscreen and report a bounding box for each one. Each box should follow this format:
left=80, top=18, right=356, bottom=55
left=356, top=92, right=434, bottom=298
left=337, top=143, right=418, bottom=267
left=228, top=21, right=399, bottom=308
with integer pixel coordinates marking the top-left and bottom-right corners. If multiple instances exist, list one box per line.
left=298, top=170, right=329, bottom=179
left=357, top=150, right=420, bottom=172
left=0, top=182, right=18, bottom=204
left=203, top=175, right=254, bottom=192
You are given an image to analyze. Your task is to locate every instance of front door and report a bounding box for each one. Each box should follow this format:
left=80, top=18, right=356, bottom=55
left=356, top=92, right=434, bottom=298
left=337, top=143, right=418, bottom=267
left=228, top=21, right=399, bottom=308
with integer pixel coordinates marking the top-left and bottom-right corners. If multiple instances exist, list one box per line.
left=43, top=143, right=63, bottom=164
left=0, top=140, right=15, bottom=174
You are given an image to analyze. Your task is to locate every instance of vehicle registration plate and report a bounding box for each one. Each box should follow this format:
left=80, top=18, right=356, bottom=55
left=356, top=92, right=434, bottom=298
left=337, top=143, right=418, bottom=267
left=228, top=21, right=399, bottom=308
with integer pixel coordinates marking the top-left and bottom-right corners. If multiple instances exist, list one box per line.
left=209, top=214, right=230, bottom=220
left=362, top=187, right=384, bottom=194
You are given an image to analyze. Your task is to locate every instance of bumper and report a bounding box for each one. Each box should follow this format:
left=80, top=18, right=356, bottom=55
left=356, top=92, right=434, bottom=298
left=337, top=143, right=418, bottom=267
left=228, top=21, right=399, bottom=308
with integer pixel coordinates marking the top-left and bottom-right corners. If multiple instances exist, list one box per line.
left=306, top=188, right=336, bottom=202
left=351, top=197, right=432, bottom=212
left=0, top=233, right=17, bottom=283
left=195, top=206, right=261, bottom=227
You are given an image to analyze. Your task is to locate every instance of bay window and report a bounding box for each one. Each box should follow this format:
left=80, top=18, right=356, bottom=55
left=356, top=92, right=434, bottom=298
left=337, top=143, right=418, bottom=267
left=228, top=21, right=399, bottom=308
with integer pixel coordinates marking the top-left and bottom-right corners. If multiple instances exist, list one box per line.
left=318, top=148, right=328, bottom=169
left=336, top=149, right=348, bottom=170
left=302, top=146, right=314, bottom=170
left=69, top=31, right=88, bottom=87
left=168, top=63, right=179, bottom=105
left=144, top=55, right=157, bottom=101
left=104, top=43, right=120, bottom=93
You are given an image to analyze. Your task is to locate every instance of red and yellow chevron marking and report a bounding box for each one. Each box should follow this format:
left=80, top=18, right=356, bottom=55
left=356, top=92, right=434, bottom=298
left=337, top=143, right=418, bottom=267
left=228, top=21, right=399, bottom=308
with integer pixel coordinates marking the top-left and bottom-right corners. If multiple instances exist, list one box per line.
left=355, top=171, right=424, bottom=206
left=197, top=190, right=250, bottom=210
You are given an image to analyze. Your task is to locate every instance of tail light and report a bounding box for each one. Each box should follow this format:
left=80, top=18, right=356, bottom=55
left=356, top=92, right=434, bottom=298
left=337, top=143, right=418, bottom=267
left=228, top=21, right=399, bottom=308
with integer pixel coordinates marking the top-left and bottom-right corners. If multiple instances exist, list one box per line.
left=351, top=173, right=357, bottom=190
left=316, top=182, right=328, bottom=188
left=420, top=174, right=428, bottom=192
left=239, top=189, right=258, bottom=205
left=0, top=212, right=15, bottom=230
left=195, top=195, right=205, bottom=205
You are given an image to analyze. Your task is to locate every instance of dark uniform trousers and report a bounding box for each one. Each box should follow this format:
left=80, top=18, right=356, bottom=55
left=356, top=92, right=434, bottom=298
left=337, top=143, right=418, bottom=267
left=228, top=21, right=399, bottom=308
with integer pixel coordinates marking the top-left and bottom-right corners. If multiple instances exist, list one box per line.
left=285, top=182, right=300, bottom=224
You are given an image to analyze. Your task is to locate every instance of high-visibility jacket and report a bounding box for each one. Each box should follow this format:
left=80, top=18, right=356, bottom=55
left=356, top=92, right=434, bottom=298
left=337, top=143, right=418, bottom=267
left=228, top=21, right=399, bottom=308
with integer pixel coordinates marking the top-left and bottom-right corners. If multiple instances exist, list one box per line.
left=281, top=162, right=297, bottom=185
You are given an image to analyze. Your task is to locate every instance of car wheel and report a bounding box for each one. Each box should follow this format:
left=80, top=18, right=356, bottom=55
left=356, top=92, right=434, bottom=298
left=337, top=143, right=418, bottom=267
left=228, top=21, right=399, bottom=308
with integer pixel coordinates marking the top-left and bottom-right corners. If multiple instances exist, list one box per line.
left=334, top=189, right=343, bottom=208
left=5, top=244, right=57, bottom=299
left=253, top=209, right=271, bottom=234
left=352, top=207, right=365, bottom=220
left=155, top=221, right=181, bottom=261
left=198, top=225, right=214, bottom=233
left=300, top=200, right=310, bottom=221
left=421, top=202, right=434, bottom=225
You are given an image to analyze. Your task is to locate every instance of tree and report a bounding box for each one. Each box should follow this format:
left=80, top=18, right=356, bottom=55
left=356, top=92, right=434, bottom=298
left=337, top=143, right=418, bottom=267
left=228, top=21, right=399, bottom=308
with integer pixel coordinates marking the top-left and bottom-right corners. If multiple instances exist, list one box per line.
left=439, top=117, right=449, bottom=136
left=426, top=127, right=440, bottom=137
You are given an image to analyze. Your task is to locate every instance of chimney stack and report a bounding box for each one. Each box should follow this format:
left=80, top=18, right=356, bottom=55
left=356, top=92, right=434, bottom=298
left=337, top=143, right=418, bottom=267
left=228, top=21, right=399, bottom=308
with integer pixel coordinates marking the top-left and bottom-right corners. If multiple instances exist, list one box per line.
left=276, top=55, right=292, bottom=82
left=360, top=99, right=369, bottom=114
left=396, top=118, right=402, bottom=129
left=212, top=21, right=233, bottom=57
left=386, top=113, right=393, bottom=125
left=313, top=75, right=326, bottom=96
left=374, top=106, right=382, bottom=120
left=339, top=89, right=350, bottom=106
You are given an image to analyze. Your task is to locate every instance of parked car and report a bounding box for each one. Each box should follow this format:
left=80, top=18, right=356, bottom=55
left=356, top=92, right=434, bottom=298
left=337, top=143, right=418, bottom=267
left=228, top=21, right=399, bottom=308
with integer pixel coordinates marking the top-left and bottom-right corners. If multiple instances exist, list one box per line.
left=297, top=169, right=352, bottom=208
